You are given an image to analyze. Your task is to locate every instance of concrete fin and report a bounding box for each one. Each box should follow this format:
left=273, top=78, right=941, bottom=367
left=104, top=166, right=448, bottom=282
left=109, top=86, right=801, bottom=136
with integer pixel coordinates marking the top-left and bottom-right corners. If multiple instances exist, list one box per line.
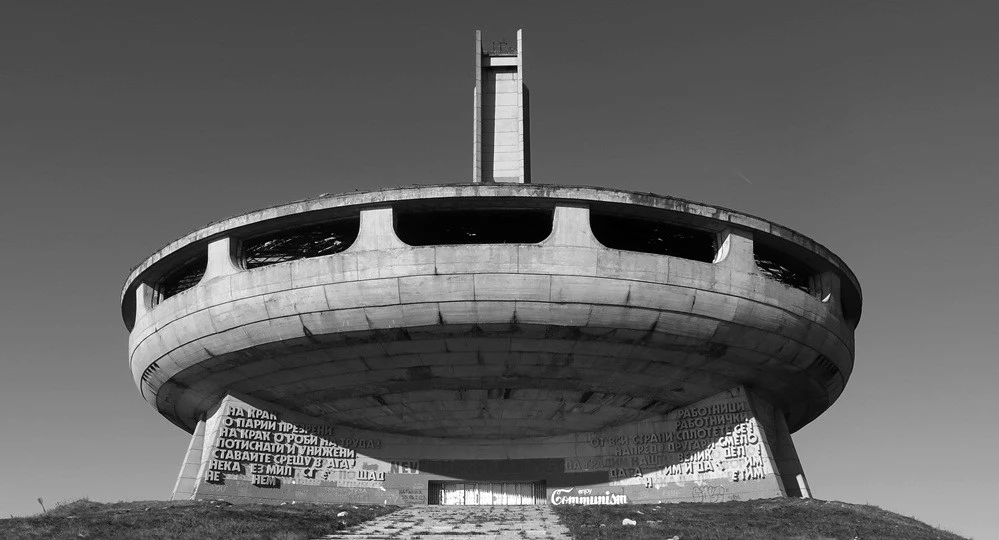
left=171, top=418, right=207, bottom=501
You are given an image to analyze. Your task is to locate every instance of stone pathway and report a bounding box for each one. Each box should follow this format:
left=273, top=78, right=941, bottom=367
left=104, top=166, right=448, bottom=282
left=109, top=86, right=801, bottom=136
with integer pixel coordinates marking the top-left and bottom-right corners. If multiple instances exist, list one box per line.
left=316, top=505, right=572, bottom=539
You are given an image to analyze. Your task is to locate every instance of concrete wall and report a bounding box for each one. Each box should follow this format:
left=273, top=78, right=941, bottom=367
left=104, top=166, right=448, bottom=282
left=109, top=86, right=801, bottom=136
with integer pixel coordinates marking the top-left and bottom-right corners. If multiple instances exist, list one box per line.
left=481, top=68, right=519, bottom=180
left=184, top=386, right=790, bottom=506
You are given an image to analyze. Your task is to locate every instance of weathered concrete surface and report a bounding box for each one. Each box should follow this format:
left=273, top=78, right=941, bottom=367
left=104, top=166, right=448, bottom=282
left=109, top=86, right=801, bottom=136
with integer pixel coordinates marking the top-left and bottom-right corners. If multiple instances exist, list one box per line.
left=179, top=386, right=792, bottom=506
left=316, top=506, right=571, bottom=539
left=473, top=30, right=529, bottom=184
left=171, top=418, right=206, bottom=500
left=126, top=197, right=855, bottom=435
left=121, top=184, right=861, bottom=318
left=122, top=184, right=859, bottom=507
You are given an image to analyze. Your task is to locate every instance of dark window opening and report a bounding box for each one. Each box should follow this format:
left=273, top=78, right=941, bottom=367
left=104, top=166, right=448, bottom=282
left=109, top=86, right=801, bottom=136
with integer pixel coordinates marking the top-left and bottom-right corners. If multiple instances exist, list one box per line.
left=156, top=254, right=207, bottom=302
left=754, top=243, right=812, bottom=293
left=395, top=207, right=553, bottom=246
left=589, top=213, right=716, bottom=262
left=242, top=218, right=359, bottom=269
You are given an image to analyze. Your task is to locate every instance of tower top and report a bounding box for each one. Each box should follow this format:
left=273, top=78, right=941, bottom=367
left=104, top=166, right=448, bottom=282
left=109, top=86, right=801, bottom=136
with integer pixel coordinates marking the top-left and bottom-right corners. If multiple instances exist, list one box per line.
left=473, top=29, right=530, bottom=183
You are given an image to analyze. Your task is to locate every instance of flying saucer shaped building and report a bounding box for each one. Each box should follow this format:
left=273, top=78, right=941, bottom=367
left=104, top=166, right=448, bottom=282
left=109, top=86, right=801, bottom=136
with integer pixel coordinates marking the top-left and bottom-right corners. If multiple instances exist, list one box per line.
left=121, top=31, right=861, bottom=506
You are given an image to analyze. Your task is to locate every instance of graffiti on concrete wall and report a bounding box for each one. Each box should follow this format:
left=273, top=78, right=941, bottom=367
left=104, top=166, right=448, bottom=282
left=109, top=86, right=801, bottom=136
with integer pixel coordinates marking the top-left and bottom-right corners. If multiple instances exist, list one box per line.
left=550, top=487, right=628, bottom=506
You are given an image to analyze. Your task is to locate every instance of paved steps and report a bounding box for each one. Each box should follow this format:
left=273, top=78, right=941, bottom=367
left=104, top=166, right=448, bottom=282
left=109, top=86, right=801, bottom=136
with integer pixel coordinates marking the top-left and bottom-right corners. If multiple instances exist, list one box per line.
left=316, top=505, right=572, bottom=539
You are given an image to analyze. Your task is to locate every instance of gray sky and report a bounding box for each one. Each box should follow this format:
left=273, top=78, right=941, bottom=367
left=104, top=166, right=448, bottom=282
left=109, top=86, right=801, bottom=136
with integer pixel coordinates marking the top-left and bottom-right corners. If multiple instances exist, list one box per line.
left=2, top=2, right=997, bottom=538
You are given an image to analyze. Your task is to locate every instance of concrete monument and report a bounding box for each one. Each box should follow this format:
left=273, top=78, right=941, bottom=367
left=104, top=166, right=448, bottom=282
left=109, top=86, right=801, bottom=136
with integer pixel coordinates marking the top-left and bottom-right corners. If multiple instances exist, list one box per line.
left=120, top=31, right=861, bottom=507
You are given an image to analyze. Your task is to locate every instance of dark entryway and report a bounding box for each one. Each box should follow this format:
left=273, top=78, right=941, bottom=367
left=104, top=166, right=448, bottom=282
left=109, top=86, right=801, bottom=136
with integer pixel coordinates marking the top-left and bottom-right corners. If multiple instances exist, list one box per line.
left=428, top=481, right=547, bottom=505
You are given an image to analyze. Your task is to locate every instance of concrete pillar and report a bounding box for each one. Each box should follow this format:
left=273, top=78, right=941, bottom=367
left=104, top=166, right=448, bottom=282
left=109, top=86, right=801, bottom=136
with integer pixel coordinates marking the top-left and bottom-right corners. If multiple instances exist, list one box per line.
left=472, top=31, right=483, bottom=183
left=203, top=236, right=242, bottom=281
left=811, top=271, right=843, bottom=315
left=546, top=205, right=600, bottom=247
left=797, top=474, right=812, bottom=499
left=473, top=29, right=529, bottom=183
left=352, top=207, right=406, bottom=250
left=770, top=410, right=811, bottom=498
left=516, top=29, right=530, bottom=183
left=134, top=282, right=156, bottom=319
left=714, top=228, right=755, bottom=272
left=171, top=417, right=206, bottom=501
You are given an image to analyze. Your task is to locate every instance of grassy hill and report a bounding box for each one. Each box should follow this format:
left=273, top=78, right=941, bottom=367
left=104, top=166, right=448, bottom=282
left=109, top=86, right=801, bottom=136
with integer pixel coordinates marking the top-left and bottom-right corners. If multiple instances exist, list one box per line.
left=0, top=497, right=968, bottom=540
left=0, top=499, right=397, bottom=540
left=554, top=498, right=968, bottom=540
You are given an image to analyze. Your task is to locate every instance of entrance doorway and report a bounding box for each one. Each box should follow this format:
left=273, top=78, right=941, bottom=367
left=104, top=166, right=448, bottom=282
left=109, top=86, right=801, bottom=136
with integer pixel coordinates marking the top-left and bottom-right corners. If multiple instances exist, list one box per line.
left=428, top=481, right=547, bottom=505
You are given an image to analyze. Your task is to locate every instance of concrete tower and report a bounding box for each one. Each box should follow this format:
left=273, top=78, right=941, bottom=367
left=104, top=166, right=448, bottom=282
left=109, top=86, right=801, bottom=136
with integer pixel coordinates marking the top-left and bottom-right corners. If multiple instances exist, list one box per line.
left=473, top=30, right=530, bottom=183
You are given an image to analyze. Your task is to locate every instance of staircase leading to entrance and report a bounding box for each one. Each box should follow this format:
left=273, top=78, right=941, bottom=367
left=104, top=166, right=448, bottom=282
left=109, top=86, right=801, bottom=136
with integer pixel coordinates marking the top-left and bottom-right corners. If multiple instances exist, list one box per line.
left=316, top=505, right=572, bottom=539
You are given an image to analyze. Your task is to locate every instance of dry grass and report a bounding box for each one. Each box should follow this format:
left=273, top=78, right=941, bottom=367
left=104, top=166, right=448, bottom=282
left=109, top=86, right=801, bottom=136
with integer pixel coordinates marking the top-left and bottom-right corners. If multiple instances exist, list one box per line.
left=1, top=497, right=970, bottom=540
left=553, top=497, right=969, bottom=540
left=0, top=498, right=399, bottom=540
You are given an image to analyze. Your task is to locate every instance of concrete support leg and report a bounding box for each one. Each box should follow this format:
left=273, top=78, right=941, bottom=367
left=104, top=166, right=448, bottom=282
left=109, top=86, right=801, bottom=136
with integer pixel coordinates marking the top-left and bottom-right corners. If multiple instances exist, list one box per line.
left=172, top=418, right=207, bottom=501
left=579, top=385, right=789, bottom=503
left=185, top=393, right=414, bottom=505
left=749, top=393, right=812, bottom=498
